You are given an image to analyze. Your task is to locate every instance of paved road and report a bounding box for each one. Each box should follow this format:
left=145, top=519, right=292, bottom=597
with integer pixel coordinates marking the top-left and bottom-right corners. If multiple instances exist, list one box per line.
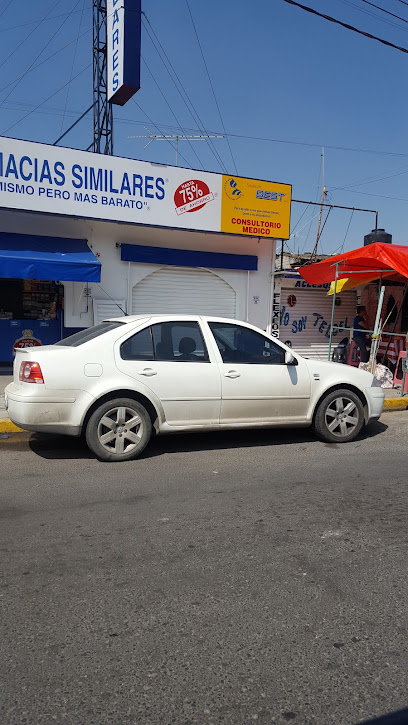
left=1, top=413, right=408, bottom=725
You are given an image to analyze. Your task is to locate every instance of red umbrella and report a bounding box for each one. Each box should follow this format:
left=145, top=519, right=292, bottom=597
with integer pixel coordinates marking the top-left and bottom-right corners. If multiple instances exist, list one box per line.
left=299, top=242, right=408, bottom=288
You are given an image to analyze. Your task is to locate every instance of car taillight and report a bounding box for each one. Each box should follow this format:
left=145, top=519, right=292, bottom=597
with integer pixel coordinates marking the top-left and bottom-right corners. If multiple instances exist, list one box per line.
left=19, top=361, right=44, bottom=384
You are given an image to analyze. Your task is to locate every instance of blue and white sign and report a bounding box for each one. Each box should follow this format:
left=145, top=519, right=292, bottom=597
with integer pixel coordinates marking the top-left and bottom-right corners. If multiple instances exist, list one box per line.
left=0, top=136, right=222, bottom=233
left=107, top=0, right=141, bottom=106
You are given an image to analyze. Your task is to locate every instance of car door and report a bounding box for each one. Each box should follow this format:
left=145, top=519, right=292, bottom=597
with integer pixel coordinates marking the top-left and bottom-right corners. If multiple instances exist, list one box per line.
left=115, top=320, right=221, bottom=426
left=206, top=321, right=311, bottom=424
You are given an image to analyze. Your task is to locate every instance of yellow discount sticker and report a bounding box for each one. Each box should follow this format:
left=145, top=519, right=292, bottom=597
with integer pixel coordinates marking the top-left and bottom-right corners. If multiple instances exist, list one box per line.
left=221, top=176, right=291, bottom=239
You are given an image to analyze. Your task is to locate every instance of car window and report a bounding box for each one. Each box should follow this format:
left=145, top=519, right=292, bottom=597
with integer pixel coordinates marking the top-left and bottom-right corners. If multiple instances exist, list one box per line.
left=56, top=321, right=125, bottom=347
left=209, top=322, right=285, bottom=365
left=152, top=322, right=209, bottom=362
left=120, top=322, right=209, bottom=362
left=120, top=326, right=154, bottom=361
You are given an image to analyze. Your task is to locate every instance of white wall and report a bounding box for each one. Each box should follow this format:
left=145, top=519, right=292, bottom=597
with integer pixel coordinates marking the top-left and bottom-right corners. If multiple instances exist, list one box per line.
left=0, top=208, right=277, bottom=330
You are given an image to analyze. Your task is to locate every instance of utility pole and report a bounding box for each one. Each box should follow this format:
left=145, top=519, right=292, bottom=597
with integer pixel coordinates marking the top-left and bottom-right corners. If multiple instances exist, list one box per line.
left=93, top=0, right=113, bottom=154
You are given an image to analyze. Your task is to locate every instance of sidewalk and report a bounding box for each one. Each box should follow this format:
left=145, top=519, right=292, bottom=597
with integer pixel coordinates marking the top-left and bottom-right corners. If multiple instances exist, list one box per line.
left=1, top=371, right=407, bottom=434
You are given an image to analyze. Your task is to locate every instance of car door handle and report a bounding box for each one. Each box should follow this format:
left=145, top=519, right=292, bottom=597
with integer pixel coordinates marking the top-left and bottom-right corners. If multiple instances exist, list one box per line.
left=138, top=368, right=157, bottom=376
left=224, top=370, right=241, bottom=378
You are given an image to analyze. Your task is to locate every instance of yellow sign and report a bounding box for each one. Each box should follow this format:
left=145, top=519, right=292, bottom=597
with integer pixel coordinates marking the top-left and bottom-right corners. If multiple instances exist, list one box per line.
left=221, top=176, right=291, bottom=239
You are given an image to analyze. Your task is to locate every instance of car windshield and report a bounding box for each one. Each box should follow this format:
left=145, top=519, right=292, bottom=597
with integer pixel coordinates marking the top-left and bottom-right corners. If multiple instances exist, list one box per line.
left=55, top=321, right=125, bottom=347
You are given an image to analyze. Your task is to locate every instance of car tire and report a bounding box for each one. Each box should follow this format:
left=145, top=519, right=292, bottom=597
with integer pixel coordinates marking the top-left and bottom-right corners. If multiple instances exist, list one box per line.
left=85, top=397, right=152, bottom=462
left=313, top=388, right=365, bottom=443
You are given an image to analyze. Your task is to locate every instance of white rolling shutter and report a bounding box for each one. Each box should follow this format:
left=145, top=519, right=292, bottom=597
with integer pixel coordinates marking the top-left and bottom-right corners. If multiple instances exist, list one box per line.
left=93, top=298, right=126, bottom=325
left=280, top=288, right=356, bottom=359
left=132, top=267, right=236, bottom=318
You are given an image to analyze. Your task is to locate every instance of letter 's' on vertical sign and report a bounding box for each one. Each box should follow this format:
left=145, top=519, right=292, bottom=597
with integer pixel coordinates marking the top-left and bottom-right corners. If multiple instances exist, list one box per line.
left=107, top=0, right=141, bottom=106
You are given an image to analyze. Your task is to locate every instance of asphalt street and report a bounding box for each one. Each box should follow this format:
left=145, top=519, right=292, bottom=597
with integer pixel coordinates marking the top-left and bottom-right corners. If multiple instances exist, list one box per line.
left=1, top=413, right=408, bottom=725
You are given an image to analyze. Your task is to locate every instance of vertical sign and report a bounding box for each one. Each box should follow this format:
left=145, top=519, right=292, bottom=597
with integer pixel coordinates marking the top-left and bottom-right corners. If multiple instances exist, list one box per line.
left=107, top=0, right=141, bottom=106
left=271, top=290, right=281, bottom=338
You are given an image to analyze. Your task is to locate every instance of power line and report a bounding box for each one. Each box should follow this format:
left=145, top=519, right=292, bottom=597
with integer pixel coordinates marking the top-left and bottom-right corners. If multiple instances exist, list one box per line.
left=59, top=0, right=87, bottom=135
left=336, top=0, right=408, bottom=32
left=0, top=26, right=91, bottom=99
left=283, top=0, right=408, bottom=54
left=0, top=8, right=92, bottom=34
left=358, top=0, right=408, bottom=24
left=185, top=0, right=237, bottom=174
left=0, top=0, right=66, bottom=75
left=141, top=56, right=206, bottom=170
left=0, top=0, right=14, bottom=21
left=131, top=99, right=192, bottom=167
left=141, top=13, right=227, bottom=173
left=0, top=0, right=85, bottom=113
left=1, top=63, right=91, bottom=136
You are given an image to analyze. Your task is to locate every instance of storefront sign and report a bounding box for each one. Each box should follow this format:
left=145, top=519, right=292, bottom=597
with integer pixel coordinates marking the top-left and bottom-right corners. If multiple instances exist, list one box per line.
left=271, top=290, right=281, bottom=337
left=0, top=137, right=291, bottom=239
left=221, top=176, right=291, bottom=240
left=107, top=0, right=141, bottom=105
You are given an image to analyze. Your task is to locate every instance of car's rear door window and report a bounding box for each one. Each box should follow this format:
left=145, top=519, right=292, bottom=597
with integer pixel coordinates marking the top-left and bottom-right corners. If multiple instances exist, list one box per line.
left=120, top=326, right=154, bottom=361
left=120, top=322, right=209, bottom=362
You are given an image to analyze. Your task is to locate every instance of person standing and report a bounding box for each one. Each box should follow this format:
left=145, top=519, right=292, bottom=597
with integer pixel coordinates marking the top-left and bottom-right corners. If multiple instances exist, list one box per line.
left=353, top=305, right=370, bottom=363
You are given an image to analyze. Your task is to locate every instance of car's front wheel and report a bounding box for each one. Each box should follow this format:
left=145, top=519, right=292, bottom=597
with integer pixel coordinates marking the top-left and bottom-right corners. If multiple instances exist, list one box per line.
left=85, top=397, right=152, bottom=461
left=313, top=388, right=365, bottom=443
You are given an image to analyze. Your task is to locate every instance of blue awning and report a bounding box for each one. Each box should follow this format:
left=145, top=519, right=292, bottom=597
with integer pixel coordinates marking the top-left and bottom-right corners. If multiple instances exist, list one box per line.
left=0, top=232, right=101, bottom=282
left=121, top=243, right=258, bottom=271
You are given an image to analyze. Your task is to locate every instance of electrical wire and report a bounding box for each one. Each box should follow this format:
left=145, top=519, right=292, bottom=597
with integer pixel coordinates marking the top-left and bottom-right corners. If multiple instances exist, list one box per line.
left=132, top=99, right=191, bottom=167
left=0, top=26, right=91, bottom=99
left=141, top=56, right=205, bottom=170
left=358, top=0, right=408, bottom=24
left=283, top=0, right=408, bottom=54
left=1, top=63, right=91, bottom=136
left=141, top=14, right=227, bottom=173
left=337, top=209, right=354, bottom=255
left=0, top=0, right=66, bottom=75
left=185, top=0, right=237, bottom=174
left=336, top=0, right=408, bottom=32
left=0, top=0, right=14, bottom=21
left=59, top=0, right=87, bottom=135
left=0, top=0, right=85, bottom=113
left=0, top=8, right=92, bottom=34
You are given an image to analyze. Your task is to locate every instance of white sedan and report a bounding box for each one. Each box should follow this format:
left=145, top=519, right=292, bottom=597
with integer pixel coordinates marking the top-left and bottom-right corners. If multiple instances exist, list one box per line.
left=5, top=315, right=384, bottom=462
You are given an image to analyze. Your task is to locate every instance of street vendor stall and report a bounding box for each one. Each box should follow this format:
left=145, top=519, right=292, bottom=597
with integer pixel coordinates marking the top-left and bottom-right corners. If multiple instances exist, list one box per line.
left=298, top=242, right=408, bottom=370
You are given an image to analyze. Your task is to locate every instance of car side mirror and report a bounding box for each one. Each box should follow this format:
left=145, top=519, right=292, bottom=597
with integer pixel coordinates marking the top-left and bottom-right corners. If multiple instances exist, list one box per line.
left=285, top=350, right=298, bottom=366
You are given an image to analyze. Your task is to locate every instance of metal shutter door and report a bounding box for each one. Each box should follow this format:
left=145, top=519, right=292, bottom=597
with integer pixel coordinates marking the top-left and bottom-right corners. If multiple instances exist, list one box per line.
left=93, top=299, right=126, bottom=325
left=280, top=288, right=356, bottom=359
left=132, top=267, right=236, bottom=318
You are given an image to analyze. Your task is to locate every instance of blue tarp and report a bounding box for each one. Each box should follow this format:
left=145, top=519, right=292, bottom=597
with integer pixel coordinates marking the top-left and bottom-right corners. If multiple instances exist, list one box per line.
left=121, top=243, right=258, bottom=271
left=0, top=232, right=101, bottom=282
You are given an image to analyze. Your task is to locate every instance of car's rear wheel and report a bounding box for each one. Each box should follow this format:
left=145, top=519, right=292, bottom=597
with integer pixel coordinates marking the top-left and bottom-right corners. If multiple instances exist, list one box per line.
left=313, top=388, right=365, bottom=443
left=85, top=398, right=152, bottom=462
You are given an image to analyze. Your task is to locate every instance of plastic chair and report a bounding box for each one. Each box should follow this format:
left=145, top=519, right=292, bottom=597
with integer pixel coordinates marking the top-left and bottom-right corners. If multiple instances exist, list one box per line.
left=392, top=350, right=408, bottom=392
left=347, top=340, right=361, bottom=367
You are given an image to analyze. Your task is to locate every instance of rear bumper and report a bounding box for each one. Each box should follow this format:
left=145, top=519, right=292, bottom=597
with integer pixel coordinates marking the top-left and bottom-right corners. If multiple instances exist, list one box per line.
left=5, top=382, right=93, bottom=437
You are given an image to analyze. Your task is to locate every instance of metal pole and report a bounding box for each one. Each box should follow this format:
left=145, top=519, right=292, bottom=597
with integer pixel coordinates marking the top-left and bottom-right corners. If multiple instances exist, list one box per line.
left=370, top=285, right=385, bottom=373
left=328, top=262, right=339, bottom=361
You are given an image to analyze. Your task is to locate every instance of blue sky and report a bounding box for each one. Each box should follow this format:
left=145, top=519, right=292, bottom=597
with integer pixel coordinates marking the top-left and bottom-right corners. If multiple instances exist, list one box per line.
left=1, top=0, right=408, bottom=255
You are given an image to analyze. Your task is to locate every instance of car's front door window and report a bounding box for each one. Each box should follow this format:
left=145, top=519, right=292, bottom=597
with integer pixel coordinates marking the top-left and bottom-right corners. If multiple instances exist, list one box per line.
left=209, top=322, right=285, bottom=365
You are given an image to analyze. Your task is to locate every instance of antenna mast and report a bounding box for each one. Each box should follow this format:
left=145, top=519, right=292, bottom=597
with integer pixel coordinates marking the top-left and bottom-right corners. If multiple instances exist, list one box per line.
left=311, top=147, right=326, bottom=261
left=93, top=0, right=113, bottom=154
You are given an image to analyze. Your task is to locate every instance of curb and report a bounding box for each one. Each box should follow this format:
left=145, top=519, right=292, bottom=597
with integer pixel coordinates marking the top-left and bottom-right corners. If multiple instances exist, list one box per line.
left=383, top=397, right=408, bottom=411
left=0, top=419, right=23, bottom=433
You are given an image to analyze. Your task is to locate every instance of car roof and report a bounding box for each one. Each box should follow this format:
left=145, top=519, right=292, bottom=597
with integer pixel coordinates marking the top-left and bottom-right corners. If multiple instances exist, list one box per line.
left=104, top=314, right=243, bottom=324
